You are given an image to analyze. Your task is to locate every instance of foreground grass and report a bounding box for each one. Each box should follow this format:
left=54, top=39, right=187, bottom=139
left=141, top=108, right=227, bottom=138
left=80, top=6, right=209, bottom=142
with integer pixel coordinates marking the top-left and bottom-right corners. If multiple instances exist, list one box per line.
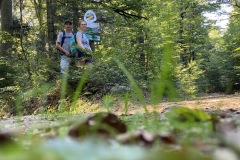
left=0, top=106, right=239, bottom=160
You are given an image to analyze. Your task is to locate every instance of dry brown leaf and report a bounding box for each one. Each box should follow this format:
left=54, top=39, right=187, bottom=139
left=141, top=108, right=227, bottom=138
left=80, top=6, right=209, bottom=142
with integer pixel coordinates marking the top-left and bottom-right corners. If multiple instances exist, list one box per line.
left=68, top=112, right=127, bottom=138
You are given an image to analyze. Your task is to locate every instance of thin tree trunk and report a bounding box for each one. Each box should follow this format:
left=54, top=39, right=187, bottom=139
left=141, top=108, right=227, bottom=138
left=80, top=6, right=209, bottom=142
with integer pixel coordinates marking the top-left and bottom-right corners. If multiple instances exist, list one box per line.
left=46, top=0, right=55, bottom=52
left=32, top=0, right=46, bottom=56
left=178, top=0, right=185, bottom=64
left=19, top=0, right=25, bottom=56
left=20, top=0, right=32, bottom=80
left=72, top=2, right=79, bottom=33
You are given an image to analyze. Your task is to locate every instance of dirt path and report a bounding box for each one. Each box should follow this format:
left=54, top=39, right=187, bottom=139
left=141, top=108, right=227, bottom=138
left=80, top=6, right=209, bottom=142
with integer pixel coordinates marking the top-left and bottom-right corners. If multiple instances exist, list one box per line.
left=113, top=93, right=240, bottom=116
left=0, top=93, right=239, bottom=133
left=156, top=93, right=240, bottom=111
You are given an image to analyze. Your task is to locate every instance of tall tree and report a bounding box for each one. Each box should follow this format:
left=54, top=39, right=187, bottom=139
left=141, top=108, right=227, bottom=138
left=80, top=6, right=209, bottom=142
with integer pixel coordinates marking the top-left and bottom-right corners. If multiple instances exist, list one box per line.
left=223, top=5, right=240, bottom=90
left=31, top=0, right=46, bottom=56
left=0, top=0, right=13, bottom=59
left=46, top=0, right=55, bottom=51
left=176, top=0, right=217, bottom=65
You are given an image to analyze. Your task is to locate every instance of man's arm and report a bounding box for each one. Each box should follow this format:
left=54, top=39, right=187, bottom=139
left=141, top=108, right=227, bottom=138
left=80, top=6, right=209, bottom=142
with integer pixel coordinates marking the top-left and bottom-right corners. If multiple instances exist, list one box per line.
left=55, top=33, right=70, bottom=56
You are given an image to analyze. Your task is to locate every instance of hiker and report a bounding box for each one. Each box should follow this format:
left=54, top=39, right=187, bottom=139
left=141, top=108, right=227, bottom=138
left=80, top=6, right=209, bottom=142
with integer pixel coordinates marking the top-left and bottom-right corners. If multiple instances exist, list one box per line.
left=56, top=20, right=74, bottom=74
left=76, top=20, right=92, bottom=66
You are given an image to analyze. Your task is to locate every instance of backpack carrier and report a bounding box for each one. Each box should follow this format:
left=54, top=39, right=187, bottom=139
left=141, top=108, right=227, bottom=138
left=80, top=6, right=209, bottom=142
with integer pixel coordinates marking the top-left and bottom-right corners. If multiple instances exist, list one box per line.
left=69, top=34, right=93, bottom=61
left=69, top=34, right=78, bottom=55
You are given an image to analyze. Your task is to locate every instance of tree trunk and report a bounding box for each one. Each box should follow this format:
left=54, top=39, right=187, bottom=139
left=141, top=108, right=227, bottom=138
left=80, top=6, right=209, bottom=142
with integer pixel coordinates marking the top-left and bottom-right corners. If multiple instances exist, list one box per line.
left=72, top=2, right=79, bottom=33
left=32, top=0, right=46, bottom=56
left=0, top=0, right=13, bottom=59
left=46, top=0, right=55, bottom=52
left=178, top=0, right=186, bottom=64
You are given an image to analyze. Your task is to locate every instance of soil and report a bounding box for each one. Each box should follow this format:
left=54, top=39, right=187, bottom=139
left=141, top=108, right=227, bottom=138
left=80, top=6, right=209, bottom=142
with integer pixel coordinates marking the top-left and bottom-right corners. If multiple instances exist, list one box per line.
left=113, top=93, right=240, bottom=115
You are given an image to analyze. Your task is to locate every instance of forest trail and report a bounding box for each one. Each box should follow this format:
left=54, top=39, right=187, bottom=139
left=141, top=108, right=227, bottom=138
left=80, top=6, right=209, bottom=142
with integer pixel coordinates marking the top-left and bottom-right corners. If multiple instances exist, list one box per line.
left=0, top=93, right=240, bottom=134
left=112, top=93, right=240, bottom=113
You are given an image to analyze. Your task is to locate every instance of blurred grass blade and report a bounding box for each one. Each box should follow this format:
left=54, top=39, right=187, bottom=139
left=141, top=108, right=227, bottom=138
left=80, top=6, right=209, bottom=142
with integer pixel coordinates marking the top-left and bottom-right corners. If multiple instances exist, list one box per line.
left=60, top=73, right=68, bottom=101
left=71, top=68, right=90, bottom=105
left=150, top=40, right=177, bottom=105
left=114, top=58, right=147, bottom=113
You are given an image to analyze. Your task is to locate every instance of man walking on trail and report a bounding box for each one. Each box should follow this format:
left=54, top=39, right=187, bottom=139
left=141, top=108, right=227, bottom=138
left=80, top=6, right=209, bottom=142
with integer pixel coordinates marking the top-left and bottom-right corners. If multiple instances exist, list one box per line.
left=56, top=20, right=73, bottom=74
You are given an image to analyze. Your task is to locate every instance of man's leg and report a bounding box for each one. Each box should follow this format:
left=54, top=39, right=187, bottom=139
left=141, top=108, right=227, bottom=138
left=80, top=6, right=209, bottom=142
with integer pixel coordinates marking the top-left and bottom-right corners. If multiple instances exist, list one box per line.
left=60, top=57, right=70, bottom=74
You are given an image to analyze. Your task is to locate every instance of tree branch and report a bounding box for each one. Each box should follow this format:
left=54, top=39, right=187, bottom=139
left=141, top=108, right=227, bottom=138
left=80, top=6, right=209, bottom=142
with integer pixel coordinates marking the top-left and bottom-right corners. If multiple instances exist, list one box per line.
left=111, top=7, right=148, bottom=20
left=56, top=0, right=66, bottom=6
left=91, top=0, right=148, bottom=20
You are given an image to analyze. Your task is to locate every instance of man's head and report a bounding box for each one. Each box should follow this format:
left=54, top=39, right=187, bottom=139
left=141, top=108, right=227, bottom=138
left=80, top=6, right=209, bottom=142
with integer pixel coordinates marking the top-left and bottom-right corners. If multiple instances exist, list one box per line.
left=64, top=20, right=72, bottom=25
left=64, top=20, right=72, bottom=31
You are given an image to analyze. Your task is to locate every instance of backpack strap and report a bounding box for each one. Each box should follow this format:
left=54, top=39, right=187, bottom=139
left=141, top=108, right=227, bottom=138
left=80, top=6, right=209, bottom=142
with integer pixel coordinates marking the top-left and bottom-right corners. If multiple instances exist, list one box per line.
left=61, top=32, right=75, bottom=45
left=74, top=34, right=77, bottom=43
left=74, top=32, right=83, bottom=43
left=60, top=31, right=66, bottom=47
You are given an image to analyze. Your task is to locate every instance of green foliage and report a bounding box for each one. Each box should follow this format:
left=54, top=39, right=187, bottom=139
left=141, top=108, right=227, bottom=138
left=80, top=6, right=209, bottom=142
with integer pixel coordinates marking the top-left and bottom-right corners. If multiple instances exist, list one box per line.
left=203, top=52, right=233, bottom=92
left=222, top=7, right=240, bottom=90
left=1, top=1, right=240, bottom=159
left=165, top=107, right=213, bottom=139
left=0, top=58, right=18, bottom=116
left=0, top=58, right=16, bottom=88
left=0, top=31, right=13, bottom=44
left=1, top=0, right=239, bottom=116
left=196, top=26, right=236, bottom=93
left=166, top=107, right=211, bottom=123
left=175, top=61, right=204, bottom=96
left=232, top=50, right=240, bottom=89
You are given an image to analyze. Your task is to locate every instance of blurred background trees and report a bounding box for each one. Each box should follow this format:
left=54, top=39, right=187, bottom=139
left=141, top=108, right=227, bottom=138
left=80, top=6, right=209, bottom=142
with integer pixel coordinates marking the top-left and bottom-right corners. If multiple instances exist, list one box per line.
left=0, top=0, right=239, bottom=115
